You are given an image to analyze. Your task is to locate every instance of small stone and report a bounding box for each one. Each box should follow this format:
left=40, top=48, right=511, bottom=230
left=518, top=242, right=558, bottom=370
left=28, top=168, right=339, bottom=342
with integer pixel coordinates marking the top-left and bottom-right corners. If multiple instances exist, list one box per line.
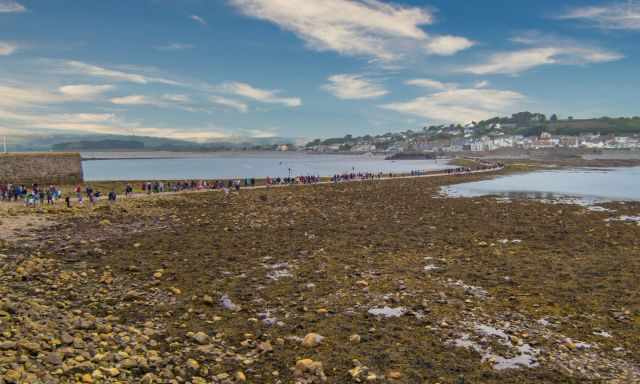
left=349, top=334, right=361, bottom=343
left=190, top=331, right=209, bottom=345
left=203, top=295, right=214, bottom=305
left=103, top=367, right=120, bottom=377
left=235, top=371, right=247, bottom=382
left=302, top=333, right=324, bottom=348
left=187, top=358, right=200, bottom=370
left=45, top=351, right=64, bottom=365
left=4, top=370, right=21, bottom=383
left=257, top=341, right=273, bottom=353
left=386, top=370, right=402, bottom=380
left=81, top=373, right=93, bottom=383
left=169, top=287, right=182, bottom=295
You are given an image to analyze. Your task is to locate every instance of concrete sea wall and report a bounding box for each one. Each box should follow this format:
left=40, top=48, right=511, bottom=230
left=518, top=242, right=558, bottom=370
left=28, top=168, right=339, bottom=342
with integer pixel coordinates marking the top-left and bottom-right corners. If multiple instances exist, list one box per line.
left=0, top=152, right=83, bottom=184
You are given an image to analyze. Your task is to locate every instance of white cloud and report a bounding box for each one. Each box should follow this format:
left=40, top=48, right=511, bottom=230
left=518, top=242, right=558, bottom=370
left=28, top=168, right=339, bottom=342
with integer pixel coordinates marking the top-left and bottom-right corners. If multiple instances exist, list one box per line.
left=0, top=0, right=25, bottom=13
left=0, top=84, right=75, bottom=108
left=559, top=2, right=640, bottom=30
left=229, top=0, right=473, bottom=62
left=322, top=74, right=388, bottom=100
left=462, top=39, right=623, bottom=75
left=0, top=41, right=17, bottom=56
left=61, top=60, right=182, bottom=85
left=58, top=84, right=115, bottom=99
left=474, top=80, right=489, bottom=88
left=155, top=43, right=194, bottom=51
left=210, top=96, right=249, bottom=113
left=424, top=35, right=475, bottom=56
left=190, top=15, right=207, bottom=25
left=380, top=88, right=525, bottom=124
left=221, top=82, right=301, bottom=107
left=162, top=94, right=190, bottom=103
left=406, top=78, right=457, bottom=91
left=110, top=95, right=155, bottom=106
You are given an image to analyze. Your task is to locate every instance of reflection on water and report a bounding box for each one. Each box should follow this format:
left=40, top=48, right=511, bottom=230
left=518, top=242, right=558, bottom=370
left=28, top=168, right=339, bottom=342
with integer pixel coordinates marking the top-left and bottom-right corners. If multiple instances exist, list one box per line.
left=443, top=167, right=640, bottom=204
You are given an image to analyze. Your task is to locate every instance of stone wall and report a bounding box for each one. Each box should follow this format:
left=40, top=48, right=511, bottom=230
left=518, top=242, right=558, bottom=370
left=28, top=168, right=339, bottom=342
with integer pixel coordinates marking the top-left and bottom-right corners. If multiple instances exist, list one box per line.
left=0, top=153, right=83, bottom=184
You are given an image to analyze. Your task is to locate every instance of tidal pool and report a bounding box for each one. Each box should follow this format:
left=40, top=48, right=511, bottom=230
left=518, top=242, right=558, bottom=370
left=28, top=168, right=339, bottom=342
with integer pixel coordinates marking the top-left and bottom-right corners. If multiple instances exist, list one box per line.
left=443, top=167, right=640, bottom=204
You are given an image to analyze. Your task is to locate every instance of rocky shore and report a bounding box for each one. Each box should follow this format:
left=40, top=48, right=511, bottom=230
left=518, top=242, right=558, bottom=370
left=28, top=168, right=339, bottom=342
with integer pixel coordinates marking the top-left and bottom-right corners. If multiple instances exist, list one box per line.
left=1, top=169, right=639, bottom=383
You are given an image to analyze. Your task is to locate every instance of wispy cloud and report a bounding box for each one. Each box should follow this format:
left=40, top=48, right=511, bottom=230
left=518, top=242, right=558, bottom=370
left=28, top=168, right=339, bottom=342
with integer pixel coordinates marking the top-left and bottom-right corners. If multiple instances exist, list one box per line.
left=210, top=96, right=249, bottom=113
left=110, top=94, right=194, bottom=110
left=322, top=74, right=388, bottom=100
left=474, top=80, right=489, bottom=88
left=60, top=60, right=183, bottom=85
left=155, top=42, right=194, bottom=51
left=380, top=87, right=525, bottom=124
left=0, top=0, right=26, bottom=13
left=190, top=15, right=207, bottom=25
left=461, top=34, right=623, bottom=75
left=558, top=2, right=640, bottom=30
left=162, top=94, right=190, bottom=103
left=0, top=41, right=17, bottom=56
left=229, top=0, right=474, bottom=62
left=220, top=82, right=301, bottom=107
left=406, top=78, right=457, bottom=91
left=424, top=35, right=475, bottom=56
left=58, top=84, right=115, bottom=99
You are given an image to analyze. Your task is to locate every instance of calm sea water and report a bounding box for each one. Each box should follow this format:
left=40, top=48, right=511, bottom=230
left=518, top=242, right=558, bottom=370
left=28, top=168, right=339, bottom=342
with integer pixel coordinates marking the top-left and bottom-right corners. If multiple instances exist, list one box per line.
left=81, top=152, right=451, bottom=181
left=443, top=167, right=640, bottom=203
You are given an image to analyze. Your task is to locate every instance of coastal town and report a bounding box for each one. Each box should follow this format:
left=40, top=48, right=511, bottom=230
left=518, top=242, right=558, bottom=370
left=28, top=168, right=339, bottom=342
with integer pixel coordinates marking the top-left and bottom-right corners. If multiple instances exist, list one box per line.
left=303, top=113, right=640, bottom=154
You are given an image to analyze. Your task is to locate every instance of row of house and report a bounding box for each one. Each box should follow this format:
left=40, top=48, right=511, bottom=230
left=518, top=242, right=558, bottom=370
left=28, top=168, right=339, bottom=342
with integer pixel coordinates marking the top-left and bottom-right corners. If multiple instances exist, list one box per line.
left=304, top=132, right=640, bottom=154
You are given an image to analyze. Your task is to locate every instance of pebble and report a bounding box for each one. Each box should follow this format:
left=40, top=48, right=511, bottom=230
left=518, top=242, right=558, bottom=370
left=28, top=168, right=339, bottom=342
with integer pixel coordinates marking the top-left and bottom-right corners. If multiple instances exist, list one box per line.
left=302, top=332, right=325, bottom=348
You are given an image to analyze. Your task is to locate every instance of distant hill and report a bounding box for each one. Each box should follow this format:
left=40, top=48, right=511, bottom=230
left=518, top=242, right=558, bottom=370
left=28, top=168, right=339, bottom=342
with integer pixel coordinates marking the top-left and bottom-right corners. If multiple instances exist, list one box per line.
left=52, top=140, right=145, bottom=151
left=3, top=133, right=299, bottom=152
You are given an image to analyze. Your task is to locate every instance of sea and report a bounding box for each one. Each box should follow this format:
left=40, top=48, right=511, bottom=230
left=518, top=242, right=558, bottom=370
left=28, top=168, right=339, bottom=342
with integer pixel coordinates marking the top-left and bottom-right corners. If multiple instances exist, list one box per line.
left=443, top=167, right=640, bottom=204
left=81, top=152, right=451, bottom=181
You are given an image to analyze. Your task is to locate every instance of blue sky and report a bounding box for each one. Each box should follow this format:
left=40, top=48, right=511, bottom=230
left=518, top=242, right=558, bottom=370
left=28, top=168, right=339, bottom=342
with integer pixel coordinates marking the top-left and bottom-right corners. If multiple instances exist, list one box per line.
left=0, top=0, right=638, bottom=141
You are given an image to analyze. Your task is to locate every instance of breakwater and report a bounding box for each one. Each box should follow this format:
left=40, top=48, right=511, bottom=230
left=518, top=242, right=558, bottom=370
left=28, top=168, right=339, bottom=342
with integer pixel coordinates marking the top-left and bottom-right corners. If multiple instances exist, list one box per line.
left=0, top=152, right=83, bottom=184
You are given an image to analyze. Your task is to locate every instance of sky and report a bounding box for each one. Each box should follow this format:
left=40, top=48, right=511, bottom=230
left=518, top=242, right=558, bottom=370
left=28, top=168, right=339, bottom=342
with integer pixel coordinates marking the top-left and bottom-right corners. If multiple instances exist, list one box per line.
left=0, top=0, right=639, bottom=141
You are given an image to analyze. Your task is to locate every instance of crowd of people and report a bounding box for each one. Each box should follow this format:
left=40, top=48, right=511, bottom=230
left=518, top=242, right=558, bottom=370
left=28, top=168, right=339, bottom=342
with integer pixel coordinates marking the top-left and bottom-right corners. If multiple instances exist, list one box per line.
left=0, top=184, right=63, bottom=206
left=1, top=162, right=503, bottom=208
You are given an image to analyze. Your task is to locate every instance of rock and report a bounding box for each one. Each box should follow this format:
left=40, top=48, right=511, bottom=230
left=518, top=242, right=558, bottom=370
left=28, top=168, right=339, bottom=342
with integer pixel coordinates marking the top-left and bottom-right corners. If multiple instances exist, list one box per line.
left=119, top=358, right=138, bottom=369
left=386, top=370, right=402, bottom=380
left=103, top=367, right=120, bottom=377
left=60, top=333, right=74, bottom=345
left=349, top=334, right=361, bottom=343
left=3, top=370, right=21, bottom=383
left=302, top=333, right=325, bottom=348
left=202, top=295, right=214, bottom=305
left=45, top=351, right=64, bottom=365
left=17, top=340, right=41, bottom=353
left=0, top=341, right=16, bottom=350
left=235, top=371, right=247, bottom=382
left=168, top=287, right=182, bottom=295
left=294, top=359, right=326, bottom=382
left=141, top=373, right=157, bottom=384
left=257, top=341, right=273, bottom=353
left=186, top=358, right=200, bottom=370
left=81, top=373, right=93, bottom=383
left=190, top=331, right=209, bottom=345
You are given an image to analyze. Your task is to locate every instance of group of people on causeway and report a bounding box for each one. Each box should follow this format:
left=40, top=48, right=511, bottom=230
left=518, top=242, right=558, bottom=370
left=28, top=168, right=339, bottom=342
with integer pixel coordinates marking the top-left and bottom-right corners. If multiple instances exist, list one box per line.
left=0, top=184, right=63, bottom=206
left=1, top=162, right=503, bottom=208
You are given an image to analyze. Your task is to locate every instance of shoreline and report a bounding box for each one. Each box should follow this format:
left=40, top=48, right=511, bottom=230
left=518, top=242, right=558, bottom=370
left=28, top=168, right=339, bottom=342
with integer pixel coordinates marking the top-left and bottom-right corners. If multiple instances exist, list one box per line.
left=1, top=162, right=639, bottom=383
